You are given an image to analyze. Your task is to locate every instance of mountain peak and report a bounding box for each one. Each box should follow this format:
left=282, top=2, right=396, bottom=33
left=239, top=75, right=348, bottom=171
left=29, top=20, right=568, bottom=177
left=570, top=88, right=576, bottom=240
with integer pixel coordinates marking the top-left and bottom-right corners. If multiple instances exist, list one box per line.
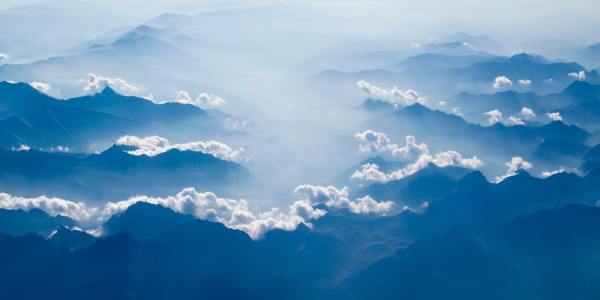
left=507, top=53, right=550, bottom=64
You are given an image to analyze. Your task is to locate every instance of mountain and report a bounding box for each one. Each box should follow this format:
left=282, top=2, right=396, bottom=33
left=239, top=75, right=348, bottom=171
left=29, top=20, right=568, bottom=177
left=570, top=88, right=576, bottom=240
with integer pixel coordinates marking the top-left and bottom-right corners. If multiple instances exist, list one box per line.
left=344, top=232, right=521, bottom=300
left=0, top=208, right=76, bottom=237
left=414, top=169, right=600, bottom=237
left=48, top=227, right=96, bottom=251
left=316, top=53, right=590, bottom=97
left=355, top=164, right=471, bottom=208
left=490, top=204, right=600, bottom=300
left=102, top=202, right=194, bottom=240
left=0, top=145, right=254, bottom=202
left=0, top=23, right=201, bottom=97
left=363, top=102, right=589, bottom=170
left=395, top=53, right=499, bottom=70
left=0, top=81, right=127, bottom=149
left=449, top=81, right=600, bottom=131
left=0, top=82, right=226, bottom=151
left=581, top=144, right=600, bottom=173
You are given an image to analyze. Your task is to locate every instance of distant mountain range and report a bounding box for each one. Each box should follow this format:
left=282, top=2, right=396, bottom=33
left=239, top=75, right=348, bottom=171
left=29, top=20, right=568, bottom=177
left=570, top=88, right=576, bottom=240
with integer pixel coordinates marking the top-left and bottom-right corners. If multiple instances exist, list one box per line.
left=361, top=101, right=591, bottom=172
left=316, top=53, right=598, bottom=96
left=0, top=81, right=229, bottom=151
left=450, top=80, right=600, bottom=131
left=0, top=144, right=253, bottom=202
left=1, top=167, right=599, bottom=299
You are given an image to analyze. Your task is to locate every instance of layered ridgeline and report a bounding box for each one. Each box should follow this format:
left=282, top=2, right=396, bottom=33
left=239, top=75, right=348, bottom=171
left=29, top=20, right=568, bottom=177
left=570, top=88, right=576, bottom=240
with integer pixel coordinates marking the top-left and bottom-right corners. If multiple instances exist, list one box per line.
left=0, top=81, right=237, bottom=151
left=0, top=158, right=599, bottom=299
left=0, top=142, right=253, bottom=202
left=316, top=53, right=600, bottom=97
left=0, top=25, right=205, bottom=97
left=360, top=99, right=591, bottom=173
left=449, top=80, right=600, bottom=131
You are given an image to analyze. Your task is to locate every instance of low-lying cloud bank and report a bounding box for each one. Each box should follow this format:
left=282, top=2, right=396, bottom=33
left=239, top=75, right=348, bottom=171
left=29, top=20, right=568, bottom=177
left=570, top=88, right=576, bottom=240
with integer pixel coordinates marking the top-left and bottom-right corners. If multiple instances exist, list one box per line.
left=0, top=185, right=395, bottom=239
left=352, top=131, right=483, bottom=183
left=115, top=135, right=246, bottom=163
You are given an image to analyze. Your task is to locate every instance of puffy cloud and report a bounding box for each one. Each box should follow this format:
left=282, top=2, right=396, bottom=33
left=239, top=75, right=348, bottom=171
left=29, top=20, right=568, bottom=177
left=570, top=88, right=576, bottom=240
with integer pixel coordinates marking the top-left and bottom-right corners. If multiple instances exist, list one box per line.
left=356, top=80, right=425, bottom=106
left=546, top=112, right=563, bottom=122
left=506, top=116, right=524, bottom=126
left=172, top=90, right=226, bottom=109
left=294, top=185, right=395, bottom=215
left=103, top=188, right=327, bottom=239
left=0, top=185, right=401, bottom=239
left=492, top=76, right=512, bottom=89
left=519, top=107, right=536, bottom=120
left=0, top=193, right=97, bottom=222
left=568, top=71, right=586, bottom=81
left=354, top=130, right=428, bottom=158
left=115, top=135, right=246, bottom=163
left=495, top=156, right=533, bottom=182
left=353, top=133, right=482, bottom=183
left=518, top=79, right=532, bottom=87
left=82, top=73, right=140, bottom=95
left=351, top=163, right=389, bottom=183
left=484, top=109, right=503, bottom=125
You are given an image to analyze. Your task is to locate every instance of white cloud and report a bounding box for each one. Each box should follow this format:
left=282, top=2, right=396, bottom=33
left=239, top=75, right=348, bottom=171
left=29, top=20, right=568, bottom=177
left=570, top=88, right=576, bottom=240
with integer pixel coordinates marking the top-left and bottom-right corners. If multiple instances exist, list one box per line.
left=0, top=188, right=329, bottom=240
left=519, top=107, right=536, bottom=120
left=11, top=144, right=31, bottom=151
left=451, top=107, right=463, bottom=116
left=356, top=80, right=425, bottom=106
left=541, top=166, right=567, bottom=178
left=294, top=185, right=395, bottom=215
left=0, top=53, right=8, bottom=62
left=506, top=116, right=524, bottom=126
left=354, top=130, right=428, bottom=158
left=352, top=133, right=482, bottom=183
left=351, top=163, right=389, bottom=183
left=492, top=76, right=512, bottom=89
left=518, top=79, right=532, bottom=87
left=82, top=73, right=140, bottom=95
left=484, top=109, right=503, bottom=125
left=546, top=112, right=563, bottom=122
left=115, top=135, right=246, bottom=163
left=0, top=193, right=97, bottom=222
left=568, top=71, right=586, bottom=81
left=29, top=82, right=53, bottom=95
left=49, top=146, right=70, bottom=153
left=172, top=90, right=226, bottom=109
left=0, top=185, right=400, bottom=240
left=495, top=156, right=533, bottom=182
left=103, top=188, right=327, bottom=239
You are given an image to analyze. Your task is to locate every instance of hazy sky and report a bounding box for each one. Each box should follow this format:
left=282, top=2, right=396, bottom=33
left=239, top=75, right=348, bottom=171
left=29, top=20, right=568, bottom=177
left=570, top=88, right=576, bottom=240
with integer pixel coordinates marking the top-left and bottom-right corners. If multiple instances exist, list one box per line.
left=1, top=0, right=598, bottom=45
